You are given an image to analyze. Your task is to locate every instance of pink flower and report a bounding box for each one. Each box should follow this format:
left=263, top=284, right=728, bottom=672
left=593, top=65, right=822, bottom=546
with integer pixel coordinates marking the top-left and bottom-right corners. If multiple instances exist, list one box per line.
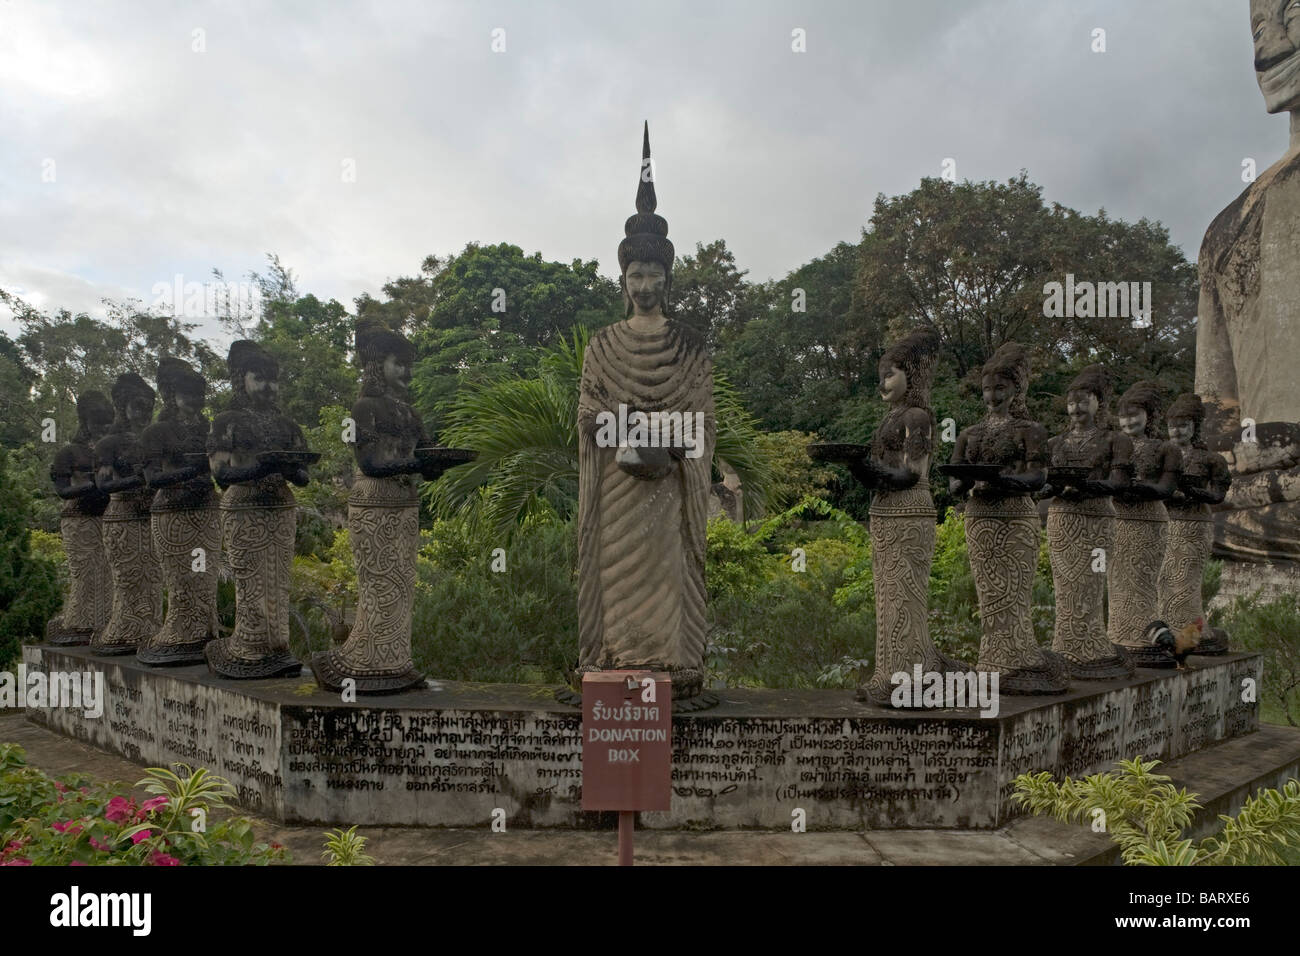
left=104, top=796, right=136, bottom=824
left=148, top=850, right=180, bottom=866
left=69, top=860, right=87, bottom=866
left=54, top=781, right=68, bottom=793
left=51, top=820, right=84, bottom=835
left=130, top=829, right=152, bottom=845
left=89, top=836, right=110, bottom=852
left=137, top=796, right=169, bottom=818
left=0, top=859, right=32, bottom=866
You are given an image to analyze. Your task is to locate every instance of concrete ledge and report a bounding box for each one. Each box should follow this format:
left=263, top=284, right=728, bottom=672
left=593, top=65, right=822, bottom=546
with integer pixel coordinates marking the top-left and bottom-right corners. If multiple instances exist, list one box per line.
left=3, top=713, right=1297, bottom=864
left=20, top=644, right=1261, bottom=829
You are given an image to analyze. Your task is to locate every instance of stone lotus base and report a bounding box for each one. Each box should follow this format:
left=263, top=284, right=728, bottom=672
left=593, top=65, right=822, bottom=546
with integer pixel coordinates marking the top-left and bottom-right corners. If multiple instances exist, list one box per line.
left=22, top=645, right=1259, bottom=830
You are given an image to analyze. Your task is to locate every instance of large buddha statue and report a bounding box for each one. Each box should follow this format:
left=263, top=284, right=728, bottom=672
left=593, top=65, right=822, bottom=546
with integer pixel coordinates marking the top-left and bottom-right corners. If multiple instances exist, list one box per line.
left=47, top=390, right=114, bottom=645
left=575, top=123, right=715, bottom=704
left=1196, top=0, right=1300, bottom=600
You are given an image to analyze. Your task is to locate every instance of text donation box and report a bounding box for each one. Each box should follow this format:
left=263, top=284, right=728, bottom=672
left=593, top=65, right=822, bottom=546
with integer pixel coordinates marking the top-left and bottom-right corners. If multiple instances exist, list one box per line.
left=581, top=670, right=672, bottom=812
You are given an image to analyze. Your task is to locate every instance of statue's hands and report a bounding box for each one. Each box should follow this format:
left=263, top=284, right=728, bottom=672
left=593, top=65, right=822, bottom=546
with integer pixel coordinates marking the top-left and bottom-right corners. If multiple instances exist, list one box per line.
left=616, top=445, right=673, bottom=480
left=948, top=476, right=972, bottom=497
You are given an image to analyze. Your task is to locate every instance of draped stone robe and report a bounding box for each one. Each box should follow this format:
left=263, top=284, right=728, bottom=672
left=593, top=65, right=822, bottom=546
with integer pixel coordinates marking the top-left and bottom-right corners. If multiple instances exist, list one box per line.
left=576, top=319, right=715, bottom=676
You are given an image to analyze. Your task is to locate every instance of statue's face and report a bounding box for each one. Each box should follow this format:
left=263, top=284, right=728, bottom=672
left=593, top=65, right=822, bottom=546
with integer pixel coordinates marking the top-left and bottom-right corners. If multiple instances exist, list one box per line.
left=1066, top=389, right=1099, bottom=427
left=879, top=363, right=908, bottom=403
left=1168, top=418, right=1195, bottom=445
left=982, top=373, right=1015, bottom=415
left=126, top=396, right=153, bottom=428
left=1252, top=0, right=1300, bottom=113
left=244, top=370, right=277, bottom=404
left=383, top=353, right=411, bottom=390
left=624, top=260, right=667, bottom=314
left=176, top=390, right=203, bottom=415
left=1117, top=404, right=1148, bottom=438
left=87, top=408, right=114, bottom=441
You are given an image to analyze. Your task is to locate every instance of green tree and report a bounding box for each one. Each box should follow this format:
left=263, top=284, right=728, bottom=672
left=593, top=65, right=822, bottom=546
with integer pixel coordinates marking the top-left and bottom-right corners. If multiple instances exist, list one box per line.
left=427, top=328, right=776, bottom=534
left=367, top=245, right=621, bottom=430
left=672, top=239, right=761, bottom=348
left=0, top=448, right=62, bottom=667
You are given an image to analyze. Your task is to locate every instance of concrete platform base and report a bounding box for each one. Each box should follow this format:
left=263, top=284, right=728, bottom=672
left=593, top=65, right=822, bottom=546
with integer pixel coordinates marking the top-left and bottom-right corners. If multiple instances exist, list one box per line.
left=2, top=713, right=1297, bottom=864
left=20, top=644, right=1263, bottom=829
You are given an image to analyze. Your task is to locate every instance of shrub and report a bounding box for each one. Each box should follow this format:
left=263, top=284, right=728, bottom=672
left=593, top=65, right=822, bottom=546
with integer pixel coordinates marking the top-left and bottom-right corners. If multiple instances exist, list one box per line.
left=0, top=744, right=287, bottom=866
left=1013, top=756, right=1300, bottom=865
left=1221, top=593, right=1300, bottom=727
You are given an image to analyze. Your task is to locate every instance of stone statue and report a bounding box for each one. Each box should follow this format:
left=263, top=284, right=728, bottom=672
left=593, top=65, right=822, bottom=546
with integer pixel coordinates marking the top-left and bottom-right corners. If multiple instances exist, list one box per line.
left=205, top=341, right=313, bottom=678
left=945, top=343, right=1069, bottom=694
left=47, top=391, right=115, bottom=645
left=137, top=357, right=220, bottom=665
left=91, top=373, right=162, bottom=655
left=310, top=320, right=466, bottom=694
left=1043, top=365, right=1134, bottom=679
left=1195, top=0, right=1300, bottom=601
left=1158, top=393, right=1233, bottom=653
left=1109, top=381, right=1182, bottom=665
left=812, top=326, right=966, bottom=705
left=575, top=123, right=716, bottom=703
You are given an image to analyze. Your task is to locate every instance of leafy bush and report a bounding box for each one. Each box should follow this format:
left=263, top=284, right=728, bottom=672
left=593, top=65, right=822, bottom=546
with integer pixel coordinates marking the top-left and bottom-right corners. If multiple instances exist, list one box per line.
left=1221, top=592, right=1300, bottom=727
left=410, top=502, right=577, bottom=683
left=322, top=825, right=375, bottom=866
left=1013, top=756, right=1300, bottom=865
left=0, top=744, right=288, bottom=866
left=0, top=449, right=62, bottom=670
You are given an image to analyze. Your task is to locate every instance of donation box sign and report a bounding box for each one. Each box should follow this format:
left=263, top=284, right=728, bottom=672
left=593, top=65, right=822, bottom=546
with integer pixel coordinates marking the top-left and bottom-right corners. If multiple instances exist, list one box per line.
left=581, top=671, right=672, bottom=812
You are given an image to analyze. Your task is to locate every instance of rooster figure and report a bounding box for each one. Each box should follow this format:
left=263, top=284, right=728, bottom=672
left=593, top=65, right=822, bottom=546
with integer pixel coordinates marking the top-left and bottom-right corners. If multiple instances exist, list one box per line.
left=1147, top=618, right=1204, bottom=669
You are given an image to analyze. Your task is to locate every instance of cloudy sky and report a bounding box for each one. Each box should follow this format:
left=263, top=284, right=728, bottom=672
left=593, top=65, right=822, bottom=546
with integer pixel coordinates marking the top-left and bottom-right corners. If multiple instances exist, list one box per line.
left=0, top=0, right=1286, bottom=345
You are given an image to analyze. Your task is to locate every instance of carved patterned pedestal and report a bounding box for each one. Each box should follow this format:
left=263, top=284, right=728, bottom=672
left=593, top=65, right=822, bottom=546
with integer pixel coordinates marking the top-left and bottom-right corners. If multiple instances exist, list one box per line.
left=967, top=495, right=1068, bottom=693
left=1110, top=499, right=1171, bottom=666
left=310, top=475, right=423, bottom=694
left=50, top=513, right=111, bottom=646
left=91, top=491, right=161, bottom=656
left=139, top=499, right=220, bottom=666
left=205, top=479, right=300, bottom=679
left=1047, top=498, right=1133, bottom=679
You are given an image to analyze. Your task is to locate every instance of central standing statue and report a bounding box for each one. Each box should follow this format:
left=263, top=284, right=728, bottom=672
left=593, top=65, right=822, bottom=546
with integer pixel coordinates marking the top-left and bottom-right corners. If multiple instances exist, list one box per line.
left=575, top=123, right=716, bottom=702
left=206, top=341, right=313, bottom=679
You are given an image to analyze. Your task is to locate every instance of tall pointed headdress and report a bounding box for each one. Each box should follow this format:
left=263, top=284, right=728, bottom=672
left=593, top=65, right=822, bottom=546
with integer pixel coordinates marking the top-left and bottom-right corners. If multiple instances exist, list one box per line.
left=617, top=122, right=674, bottom=274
